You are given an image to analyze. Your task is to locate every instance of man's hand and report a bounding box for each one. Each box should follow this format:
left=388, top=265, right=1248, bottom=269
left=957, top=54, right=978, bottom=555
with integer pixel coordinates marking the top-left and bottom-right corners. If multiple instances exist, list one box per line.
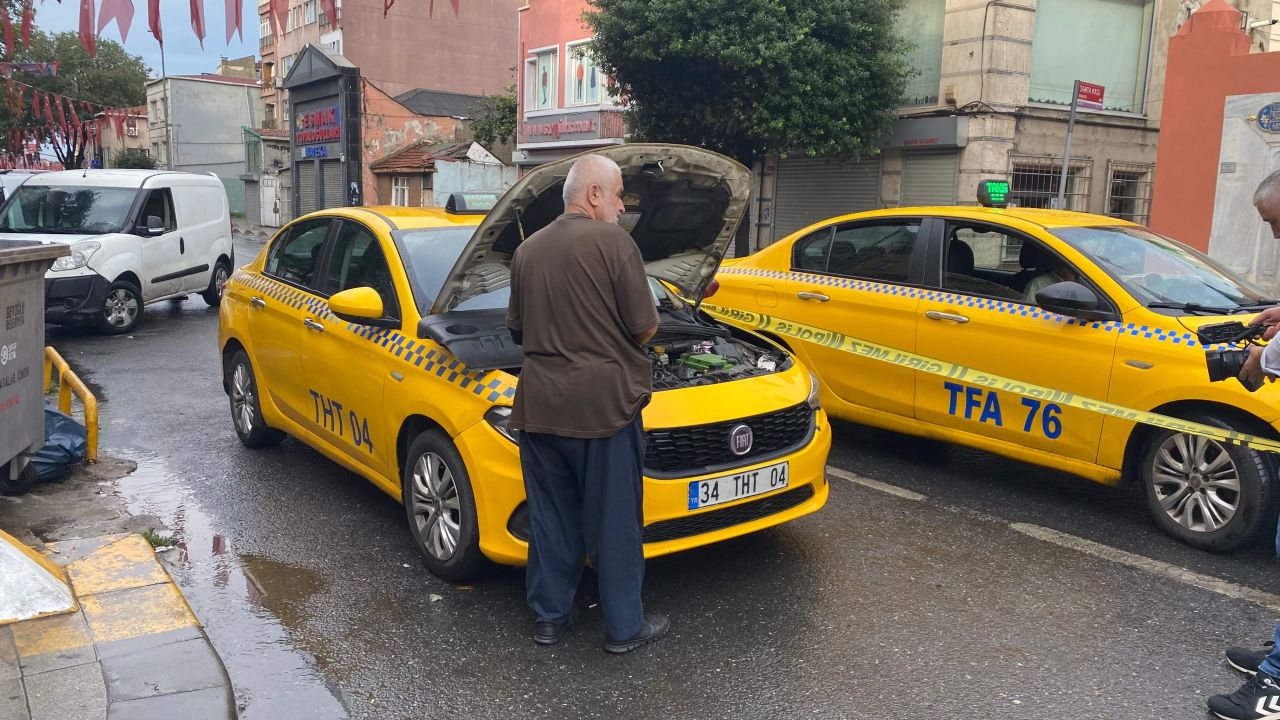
left=1240, top=345, right=1270, bottom=390
left=1250, top=306, right=1280, bottom=339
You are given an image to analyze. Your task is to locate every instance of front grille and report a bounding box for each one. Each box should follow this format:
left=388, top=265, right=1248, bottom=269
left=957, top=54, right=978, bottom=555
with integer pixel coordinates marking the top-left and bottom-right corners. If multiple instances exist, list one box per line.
left=641, top=484, right=816, bottom=544
left=644, top=404, right=814, bottom=477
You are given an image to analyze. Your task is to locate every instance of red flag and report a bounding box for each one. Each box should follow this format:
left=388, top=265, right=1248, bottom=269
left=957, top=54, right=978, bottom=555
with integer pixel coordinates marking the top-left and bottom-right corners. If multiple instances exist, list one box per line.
left=449, top=0, right=459, bottom=15
left=56, top=95, right=68, bottom=135
left=320, top=0, right=336, bottom=28
left=13, top=84, right=23, bottom=120
left=30, top=88, right=38, bottom=118
left=269, top=0, right=285, bottom=39
left=43, top=92, right=54, bottom=130
left=20, top=3, right=31, bottom=49
left=189, top=0, right=204, bottom=48
left=384, top=0, right=394, bottom=18
left=148, top=0, right=162, bottom=45
left=3, top=14, right=14, bottom=58
left=223, top=0, right=241, bottom=42
left=112, top=109, right=124, bottom=137
left=79, top=0, right=96, bottom=57
left=97, top=0, right=135, bottom=43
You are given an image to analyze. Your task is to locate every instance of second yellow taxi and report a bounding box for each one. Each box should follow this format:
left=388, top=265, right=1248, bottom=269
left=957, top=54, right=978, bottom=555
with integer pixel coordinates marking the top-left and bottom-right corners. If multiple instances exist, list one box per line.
left=218, top=145, right=829, bottom=580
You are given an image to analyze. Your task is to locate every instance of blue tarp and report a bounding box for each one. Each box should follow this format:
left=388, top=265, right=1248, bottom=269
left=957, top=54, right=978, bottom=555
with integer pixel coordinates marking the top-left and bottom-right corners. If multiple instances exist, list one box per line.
left=33, top=407, right=87, bottom=482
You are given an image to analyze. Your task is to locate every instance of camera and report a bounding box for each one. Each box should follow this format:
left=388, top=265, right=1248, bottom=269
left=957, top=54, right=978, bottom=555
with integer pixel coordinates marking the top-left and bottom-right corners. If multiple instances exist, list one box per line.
left=1196, top=321, right=1266, bottom=390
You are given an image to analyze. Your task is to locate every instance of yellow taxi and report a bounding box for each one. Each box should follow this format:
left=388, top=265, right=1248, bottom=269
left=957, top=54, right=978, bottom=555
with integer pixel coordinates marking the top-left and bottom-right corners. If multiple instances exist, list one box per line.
left=716, top=182, right=1280, bottom=552
left=218, top=145, right=829, bottom=580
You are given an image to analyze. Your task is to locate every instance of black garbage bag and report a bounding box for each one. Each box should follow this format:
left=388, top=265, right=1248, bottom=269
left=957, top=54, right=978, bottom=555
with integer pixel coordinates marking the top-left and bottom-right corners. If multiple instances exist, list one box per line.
left=32, top=407, right=87, bottom=482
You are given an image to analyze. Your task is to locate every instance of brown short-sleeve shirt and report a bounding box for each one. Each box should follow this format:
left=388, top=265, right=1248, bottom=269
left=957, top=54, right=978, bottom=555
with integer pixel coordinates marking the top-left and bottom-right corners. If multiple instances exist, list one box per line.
left=506, top=212, right=660, bottom=438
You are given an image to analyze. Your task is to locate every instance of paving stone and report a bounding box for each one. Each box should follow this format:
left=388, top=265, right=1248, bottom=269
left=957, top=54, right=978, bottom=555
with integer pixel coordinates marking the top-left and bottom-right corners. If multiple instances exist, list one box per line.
left=12, top=612, right=95, bottom=676
left=101, top=638, right=227, bottom=702
left=0, top=627, right=18, bottom=681
left=44, top=535, right=129, bottom=565
left=0, top=678, right=28, bottom=720
left=81, top=584, right=197, bottom=645
left=106, top=686, right=235, bottom=720
left=23, top=662, right=106, bottom=720
left=94, top=626, right=204, bottom=660
left=64, top=536, right=169, bottom=596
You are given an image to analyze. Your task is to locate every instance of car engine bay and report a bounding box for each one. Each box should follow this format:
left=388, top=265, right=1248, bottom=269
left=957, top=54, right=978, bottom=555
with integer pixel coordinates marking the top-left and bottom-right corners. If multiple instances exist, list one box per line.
left=648, top=303, right=791, bottom=391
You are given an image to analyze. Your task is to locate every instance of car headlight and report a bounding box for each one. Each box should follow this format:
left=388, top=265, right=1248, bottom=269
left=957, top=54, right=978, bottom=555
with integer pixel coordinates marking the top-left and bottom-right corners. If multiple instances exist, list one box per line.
left=50, top=241, right=101, bottom=271
left=484, top=406, right=520, bottom=444
left=806, top=372, right=821, bottom=410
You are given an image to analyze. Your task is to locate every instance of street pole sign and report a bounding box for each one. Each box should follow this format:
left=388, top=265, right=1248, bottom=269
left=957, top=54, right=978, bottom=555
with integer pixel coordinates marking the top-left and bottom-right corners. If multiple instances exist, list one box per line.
left=1055, top=80, right=1105, bottom=209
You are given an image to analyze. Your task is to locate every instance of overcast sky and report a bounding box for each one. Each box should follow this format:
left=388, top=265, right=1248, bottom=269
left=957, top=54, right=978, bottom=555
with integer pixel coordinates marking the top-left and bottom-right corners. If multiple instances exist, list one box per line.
left=34, top=0, right=258, bottom=77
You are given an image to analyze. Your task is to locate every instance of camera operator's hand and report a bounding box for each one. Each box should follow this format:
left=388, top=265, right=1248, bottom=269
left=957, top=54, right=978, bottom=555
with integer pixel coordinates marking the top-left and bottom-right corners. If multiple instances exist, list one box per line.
left=1240, top=345, right=1273, bottom=391
left=1249, top=306, right=1280, bottom=339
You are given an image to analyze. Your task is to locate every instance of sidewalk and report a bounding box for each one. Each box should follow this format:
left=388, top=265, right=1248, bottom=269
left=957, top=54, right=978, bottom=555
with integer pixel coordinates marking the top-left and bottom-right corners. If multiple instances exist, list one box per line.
left=1, top=533, right=236, bottom=720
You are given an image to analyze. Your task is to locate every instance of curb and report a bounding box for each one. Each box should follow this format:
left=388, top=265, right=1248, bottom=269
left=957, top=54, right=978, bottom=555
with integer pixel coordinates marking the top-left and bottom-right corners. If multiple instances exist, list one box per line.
left=1, top=534, right=237, bottom=720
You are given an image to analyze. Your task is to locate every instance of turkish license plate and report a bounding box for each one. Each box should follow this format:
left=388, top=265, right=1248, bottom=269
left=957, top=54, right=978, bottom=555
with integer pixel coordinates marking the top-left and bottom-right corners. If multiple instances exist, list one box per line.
left=688, top=461, right=789, bottom=510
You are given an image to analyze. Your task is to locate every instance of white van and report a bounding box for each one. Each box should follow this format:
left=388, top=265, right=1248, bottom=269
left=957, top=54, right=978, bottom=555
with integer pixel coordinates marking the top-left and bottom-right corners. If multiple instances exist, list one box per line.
left=0, top=169, right=234, bottom=334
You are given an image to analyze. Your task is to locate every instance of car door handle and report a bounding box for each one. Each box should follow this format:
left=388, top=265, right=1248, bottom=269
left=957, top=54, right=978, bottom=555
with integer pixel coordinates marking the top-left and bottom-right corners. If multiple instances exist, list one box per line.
left=796, top=291, right=830, bottom=302
left=179, top=237, right=185, bottom=254
left=249, top=296, right=266, bottom=309
left=303, top=318, right=325, bottom=332
left=925, top=310, right=969, bottom=324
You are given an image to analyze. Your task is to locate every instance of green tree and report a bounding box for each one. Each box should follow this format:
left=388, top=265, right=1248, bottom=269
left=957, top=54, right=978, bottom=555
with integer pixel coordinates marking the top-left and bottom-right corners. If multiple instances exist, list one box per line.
left=585, top=0, right=909, bottom=250
left=112, top=147, right=155, bottom=169
left=468, top=85, right=517, bottom=148
left=1, top=29, right=148, bottom=169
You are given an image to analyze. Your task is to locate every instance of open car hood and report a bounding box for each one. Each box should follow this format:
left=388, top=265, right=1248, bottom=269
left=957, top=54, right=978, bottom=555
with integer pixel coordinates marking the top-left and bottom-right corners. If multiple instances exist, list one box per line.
left=429, top=144, right=751, bottom=314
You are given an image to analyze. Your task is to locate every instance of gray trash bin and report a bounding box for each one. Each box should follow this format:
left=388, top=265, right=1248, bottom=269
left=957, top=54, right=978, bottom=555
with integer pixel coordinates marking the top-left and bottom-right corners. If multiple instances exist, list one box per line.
left=0, top=240, right=69, bottom=494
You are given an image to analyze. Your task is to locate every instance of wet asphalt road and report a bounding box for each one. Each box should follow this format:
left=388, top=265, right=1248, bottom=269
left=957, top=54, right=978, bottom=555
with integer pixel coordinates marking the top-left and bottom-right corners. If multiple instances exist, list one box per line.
left=39, top=236, right=1280, bottom=719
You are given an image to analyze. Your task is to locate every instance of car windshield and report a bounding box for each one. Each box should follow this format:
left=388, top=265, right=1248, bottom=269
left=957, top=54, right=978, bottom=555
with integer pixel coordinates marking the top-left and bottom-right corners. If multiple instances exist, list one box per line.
left=398, top=226, right=684, bottom=314
left=1051, top=225, right=1270, bottom=311
left=0, top=185, right=138, bottom=234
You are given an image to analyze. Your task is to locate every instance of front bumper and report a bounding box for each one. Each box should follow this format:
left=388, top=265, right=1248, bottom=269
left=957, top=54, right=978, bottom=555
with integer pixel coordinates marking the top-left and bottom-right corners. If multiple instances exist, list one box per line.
left=44, top=272, right=110, bottom=325
left=458, top=409, right=833, bottom=566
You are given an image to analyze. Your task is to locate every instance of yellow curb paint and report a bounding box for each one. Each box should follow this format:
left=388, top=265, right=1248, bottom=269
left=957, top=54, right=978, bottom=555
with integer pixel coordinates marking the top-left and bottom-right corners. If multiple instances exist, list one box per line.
left=80, top=583, right=198, bottom=644
left=10, top=610, right=92, bottom=658
left=65, top=535, right=170, bottom=596
left=0, top=529, right=68, bottom=587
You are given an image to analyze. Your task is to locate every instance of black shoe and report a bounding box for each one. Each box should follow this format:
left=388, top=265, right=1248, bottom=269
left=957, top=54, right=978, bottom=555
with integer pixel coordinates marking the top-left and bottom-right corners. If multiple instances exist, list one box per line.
left=1229, top=642, right=1277, bottom=676
left=533, top=607, right=578, bottom=646
left=1208, top=671, right=1280, bottom=720
left=604, top=612, right=669, bottom=654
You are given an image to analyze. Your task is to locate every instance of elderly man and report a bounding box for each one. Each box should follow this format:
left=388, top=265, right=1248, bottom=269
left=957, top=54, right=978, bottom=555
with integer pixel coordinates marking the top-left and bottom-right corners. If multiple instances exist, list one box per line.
left=1209, top=169, right=1280, bottom=720
left=506, top=154, right=670, bottom=654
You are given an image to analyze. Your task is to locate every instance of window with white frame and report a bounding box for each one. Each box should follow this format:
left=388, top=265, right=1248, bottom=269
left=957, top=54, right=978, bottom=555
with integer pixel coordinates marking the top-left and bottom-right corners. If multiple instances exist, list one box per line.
left=392, top=176, right=411, bottom=206
left=304, top=0, right=317, bottom=24
left=282, top=54, right=295, bottom=77
left=566, top=42, right=600, bottom=106
left=526, top=49, right=557, bottom=111
left=1029, top=0, right=1154, bottom=113
left=259, top=15, right=272, bottom=48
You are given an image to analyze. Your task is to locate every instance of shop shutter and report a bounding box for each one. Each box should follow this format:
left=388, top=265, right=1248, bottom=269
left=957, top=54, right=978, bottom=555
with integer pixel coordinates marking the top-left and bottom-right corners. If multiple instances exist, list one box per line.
left=244, top=180, right=261, bottom=226
left=900, top=149, right=959, bottom=207
left=322, top=160, right=343, bottom=209
left=772, top=156, right=881, bottom=243
left=298, top=161, right=317, bottom=215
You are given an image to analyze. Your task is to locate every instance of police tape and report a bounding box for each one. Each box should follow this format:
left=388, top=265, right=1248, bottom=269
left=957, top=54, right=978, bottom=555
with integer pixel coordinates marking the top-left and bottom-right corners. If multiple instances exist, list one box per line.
left=699, top=302, right=1280, bottom=455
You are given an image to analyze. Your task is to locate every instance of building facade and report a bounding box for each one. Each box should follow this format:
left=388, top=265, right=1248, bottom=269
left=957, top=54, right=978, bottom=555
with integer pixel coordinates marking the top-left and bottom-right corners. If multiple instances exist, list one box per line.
left=146, top=74, right=261, bottom=213
left=92, top=106, right=149, bottom=168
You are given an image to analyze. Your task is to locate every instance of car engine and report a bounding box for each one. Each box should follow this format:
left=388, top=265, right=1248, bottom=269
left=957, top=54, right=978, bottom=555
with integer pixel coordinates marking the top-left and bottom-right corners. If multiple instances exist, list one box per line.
left=648, top=306, right=790, bottom=391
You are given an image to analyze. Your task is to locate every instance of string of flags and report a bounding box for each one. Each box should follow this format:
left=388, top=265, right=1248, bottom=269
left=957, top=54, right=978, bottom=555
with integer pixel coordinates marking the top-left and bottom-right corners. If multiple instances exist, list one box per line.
left=0, top=72, right=139, bottom=166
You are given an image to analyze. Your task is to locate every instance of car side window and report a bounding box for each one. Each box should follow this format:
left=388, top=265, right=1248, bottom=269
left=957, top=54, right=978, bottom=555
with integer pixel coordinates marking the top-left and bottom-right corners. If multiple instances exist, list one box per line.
left=264, top=219, right=332, bottom=290
left=826, top=221, right=921, bottom=283
left=791, top=228, right=833, bottom=272
left=139, top=188, right=176, bottom=232
left=323, top=221, right=399, bottom=319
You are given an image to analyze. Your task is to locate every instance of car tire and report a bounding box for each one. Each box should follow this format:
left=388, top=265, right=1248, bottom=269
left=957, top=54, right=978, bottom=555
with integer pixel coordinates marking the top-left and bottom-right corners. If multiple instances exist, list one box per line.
left=1139, top=412, right=1277, bottom=552
left=201, top=260, right=231, bottom=307
left=97, top=279, right=143, bottom=335
left=401, top=430, right=486, bottom=582
left=225, top=349, right=285, bottom=449
left=0, top=460, right=38, bottom=496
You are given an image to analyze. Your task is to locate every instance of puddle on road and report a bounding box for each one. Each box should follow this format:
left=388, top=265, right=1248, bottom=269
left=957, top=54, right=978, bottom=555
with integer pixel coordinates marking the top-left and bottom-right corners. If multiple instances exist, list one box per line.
left=115, top=454, right=350, bottom=720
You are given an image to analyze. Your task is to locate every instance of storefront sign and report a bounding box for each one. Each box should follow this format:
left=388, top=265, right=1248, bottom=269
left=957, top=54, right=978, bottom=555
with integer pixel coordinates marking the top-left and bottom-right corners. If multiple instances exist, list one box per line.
left=882, top=116, right=969, bottom=150
left=1258, top=102, right=1280, bottom=133
left=1076, top=81, right=1105, bottom=110
left=295, top=104, right=341, bottom=145
left=519, top=110, right=624, bottom=145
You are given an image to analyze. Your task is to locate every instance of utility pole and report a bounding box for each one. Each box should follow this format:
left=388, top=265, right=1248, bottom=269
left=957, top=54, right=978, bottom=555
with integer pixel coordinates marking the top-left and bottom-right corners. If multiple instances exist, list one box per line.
left=160, top=41, right=173, bottom=170
left=1055, top=80, right=1080, bottom=211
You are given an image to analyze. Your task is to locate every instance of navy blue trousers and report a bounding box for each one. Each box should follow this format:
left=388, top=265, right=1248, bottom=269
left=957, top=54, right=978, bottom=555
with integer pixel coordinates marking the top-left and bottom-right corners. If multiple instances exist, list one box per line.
left=519, top=414, right=646, bottom=642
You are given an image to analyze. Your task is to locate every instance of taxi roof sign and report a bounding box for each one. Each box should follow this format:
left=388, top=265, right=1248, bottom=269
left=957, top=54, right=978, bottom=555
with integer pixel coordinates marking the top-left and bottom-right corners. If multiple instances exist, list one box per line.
left=977, top=180, right=1010, bottom=208
left=445, top=192, right=498, bottom=214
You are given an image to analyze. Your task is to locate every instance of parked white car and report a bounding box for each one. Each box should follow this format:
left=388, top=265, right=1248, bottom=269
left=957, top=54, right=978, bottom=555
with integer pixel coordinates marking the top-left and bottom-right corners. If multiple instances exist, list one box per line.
left=0, top=169, right=234, bottom=334
left=0, top=170, right=47, bottom=205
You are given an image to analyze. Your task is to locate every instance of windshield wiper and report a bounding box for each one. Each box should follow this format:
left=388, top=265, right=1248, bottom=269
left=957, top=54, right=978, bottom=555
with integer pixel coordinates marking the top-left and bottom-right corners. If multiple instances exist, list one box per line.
left=1147, top=301, right=1236, bottom=315
left=1236, top=299, right=1280, bottom=311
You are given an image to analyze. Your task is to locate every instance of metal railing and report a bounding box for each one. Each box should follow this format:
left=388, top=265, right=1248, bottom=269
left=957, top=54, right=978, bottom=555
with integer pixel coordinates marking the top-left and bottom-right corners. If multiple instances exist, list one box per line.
left=42, top=347, right=98, bottom=462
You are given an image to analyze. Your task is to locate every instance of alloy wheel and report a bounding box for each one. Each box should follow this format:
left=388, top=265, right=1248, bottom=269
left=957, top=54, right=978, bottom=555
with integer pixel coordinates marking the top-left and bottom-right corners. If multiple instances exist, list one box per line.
left=214, top=265, right=229, bottom=298
left=410, top=452, right=462, bottom=561
left=1150, top=433, right=1241, bottom=533
left=104, top=289, right=139, bottom=329
left=230, top=363, right=255, bottom=435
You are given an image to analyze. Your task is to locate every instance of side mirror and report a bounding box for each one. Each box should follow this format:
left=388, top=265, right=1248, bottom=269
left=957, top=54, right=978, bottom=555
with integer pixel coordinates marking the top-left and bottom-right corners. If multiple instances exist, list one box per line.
left=1035, top=281, right=1118, bottom=321
left=329, top=287, right=391, bottom=326
left=139, top=215, right=165, bottom=236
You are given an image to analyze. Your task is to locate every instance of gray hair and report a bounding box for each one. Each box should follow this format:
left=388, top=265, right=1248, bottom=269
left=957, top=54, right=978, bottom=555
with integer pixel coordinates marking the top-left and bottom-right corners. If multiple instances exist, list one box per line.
left=563, top=154, right=621, bottom=206
left=1255, top=169, right=1280, bottom=205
